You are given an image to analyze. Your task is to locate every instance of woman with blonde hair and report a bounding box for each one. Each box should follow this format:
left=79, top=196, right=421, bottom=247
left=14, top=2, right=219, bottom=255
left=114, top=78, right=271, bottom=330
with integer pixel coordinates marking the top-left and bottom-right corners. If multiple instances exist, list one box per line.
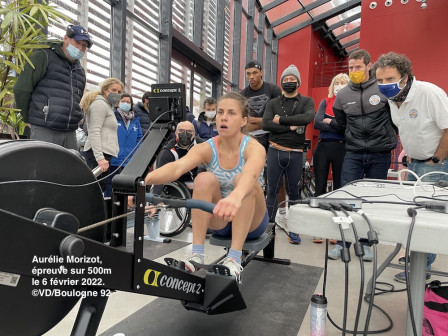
left=312, top=73, right=349, bottom=244
left=81, top=78, right=124, bottom=189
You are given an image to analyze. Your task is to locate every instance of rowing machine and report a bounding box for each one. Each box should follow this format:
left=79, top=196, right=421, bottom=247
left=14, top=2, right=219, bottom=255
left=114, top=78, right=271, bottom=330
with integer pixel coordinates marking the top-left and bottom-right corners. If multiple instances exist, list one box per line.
left=0, top=120, right=244, bottom=335
left=0, top=142, right=246, bottom=336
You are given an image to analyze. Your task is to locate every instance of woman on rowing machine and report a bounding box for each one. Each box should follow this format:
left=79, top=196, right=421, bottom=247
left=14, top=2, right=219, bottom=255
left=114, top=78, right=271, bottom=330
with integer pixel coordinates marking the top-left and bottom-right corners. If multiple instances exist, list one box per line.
left=144, top=92, right=268, bottom=282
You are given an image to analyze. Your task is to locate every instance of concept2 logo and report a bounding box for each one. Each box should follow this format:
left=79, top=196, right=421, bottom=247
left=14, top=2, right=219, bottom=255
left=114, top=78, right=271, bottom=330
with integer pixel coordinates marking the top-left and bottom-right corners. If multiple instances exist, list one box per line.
left=143, top=268, right=202, bottom=295
left=152, top=88, right=180, bottom=93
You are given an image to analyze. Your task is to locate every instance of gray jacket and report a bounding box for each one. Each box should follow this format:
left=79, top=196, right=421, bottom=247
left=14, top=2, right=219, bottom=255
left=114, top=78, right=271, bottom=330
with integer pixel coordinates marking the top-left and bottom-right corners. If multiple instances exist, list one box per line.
left=84, top=95, right=119, bottom=161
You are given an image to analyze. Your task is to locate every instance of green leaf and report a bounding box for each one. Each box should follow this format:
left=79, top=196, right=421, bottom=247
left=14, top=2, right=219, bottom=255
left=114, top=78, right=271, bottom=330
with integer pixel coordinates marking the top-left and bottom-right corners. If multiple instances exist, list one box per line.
left=38, top=8, right=49, bottom=24
left=2, top=60, right=19, bottom=73
left=0, top=0, right=69, bottom=135
left=30, top=6, right=39, bottom=17
left=1, top=11, right=14, bottom=30
left=19, top=50, right=33, bottom=69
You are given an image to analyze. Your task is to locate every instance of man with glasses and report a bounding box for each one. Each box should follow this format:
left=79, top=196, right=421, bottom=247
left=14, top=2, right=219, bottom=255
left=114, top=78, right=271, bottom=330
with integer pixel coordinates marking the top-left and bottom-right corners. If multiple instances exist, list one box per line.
left=14, top=25, right=93, bottom=150
left=152, top=121, right=205, bottom=194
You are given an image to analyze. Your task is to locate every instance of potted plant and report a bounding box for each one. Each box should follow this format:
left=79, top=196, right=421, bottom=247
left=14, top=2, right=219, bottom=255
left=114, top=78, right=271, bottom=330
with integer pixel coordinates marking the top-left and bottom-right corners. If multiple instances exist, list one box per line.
left=0, top=0, right=69, bottom=138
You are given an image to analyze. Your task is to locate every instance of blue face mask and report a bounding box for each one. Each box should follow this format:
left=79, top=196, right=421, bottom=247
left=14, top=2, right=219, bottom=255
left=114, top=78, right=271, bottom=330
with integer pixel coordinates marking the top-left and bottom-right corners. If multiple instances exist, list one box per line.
left=119, top=102, right=131, bottom=112
left=66, top=43, right=85, bottom=60
left=378, top=78, right=404, bottom=98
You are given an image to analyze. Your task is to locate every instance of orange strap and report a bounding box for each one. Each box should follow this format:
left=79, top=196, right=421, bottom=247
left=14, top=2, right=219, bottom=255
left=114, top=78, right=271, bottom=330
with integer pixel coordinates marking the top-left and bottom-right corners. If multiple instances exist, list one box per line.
left=269, top=141, right=303, bottom=152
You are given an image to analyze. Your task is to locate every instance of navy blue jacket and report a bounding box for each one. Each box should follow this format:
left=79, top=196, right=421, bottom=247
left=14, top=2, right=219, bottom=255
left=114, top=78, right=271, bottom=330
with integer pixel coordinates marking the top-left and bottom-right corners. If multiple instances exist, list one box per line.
left=193, top=112, right=218, bottom=140
left=110, top=111, right=143, bottom=167
left=133, top=102, right=151, bottom=134
left=27, top=44, right=85, bottom=130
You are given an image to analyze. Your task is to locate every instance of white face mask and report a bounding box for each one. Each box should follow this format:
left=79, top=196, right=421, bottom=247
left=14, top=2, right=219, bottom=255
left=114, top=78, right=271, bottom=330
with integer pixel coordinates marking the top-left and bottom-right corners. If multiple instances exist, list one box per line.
left=205, top=111, right=216, bottom=119
left=333, top=84, right=347, bottom=96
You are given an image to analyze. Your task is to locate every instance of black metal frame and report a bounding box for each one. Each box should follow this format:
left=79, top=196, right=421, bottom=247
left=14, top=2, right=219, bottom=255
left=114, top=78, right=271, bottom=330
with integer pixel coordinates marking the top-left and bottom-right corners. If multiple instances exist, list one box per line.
left=0, top=124, right=246, bottom=335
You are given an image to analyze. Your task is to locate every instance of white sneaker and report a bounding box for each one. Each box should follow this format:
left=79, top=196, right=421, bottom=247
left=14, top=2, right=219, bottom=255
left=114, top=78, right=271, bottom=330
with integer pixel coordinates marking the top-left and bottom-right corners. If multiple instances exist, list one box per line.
left=275, top=212, right=288, bottom=227
left=182, top=253, right=205, bottom=273
left=217, top=256, right=244, bottom=283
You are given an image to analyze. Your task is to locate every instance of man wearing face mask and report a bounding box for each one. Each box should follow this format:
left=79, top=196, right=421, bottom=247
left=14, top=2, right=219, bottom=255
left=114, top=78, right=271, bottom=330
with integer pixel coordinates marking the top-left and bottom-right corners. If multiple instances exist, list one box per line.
left=193, top=97, right=219, bottom=141
left=14, top=25, right=92, bottom=150
left=262, top=64, right=315, bottom=244
left=152, top=121, right=205, bottom=195
left=329, top=49, right=397, bottom=261
left=374, top=52, right=448, bottom=283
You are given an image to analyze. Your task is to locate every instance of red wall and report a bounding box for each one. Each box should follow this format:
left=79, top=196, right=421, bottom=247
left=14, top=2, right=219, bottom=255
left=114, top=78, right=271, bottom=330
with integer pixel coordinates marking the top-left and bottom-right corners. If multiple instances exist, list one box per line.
left=277, top=26, right=313, bottom=96
left=277, top=0, right=448, bottom=94
left=360, top=0, right=448, bottom=91
left=276, top=0, right=448, bottom=161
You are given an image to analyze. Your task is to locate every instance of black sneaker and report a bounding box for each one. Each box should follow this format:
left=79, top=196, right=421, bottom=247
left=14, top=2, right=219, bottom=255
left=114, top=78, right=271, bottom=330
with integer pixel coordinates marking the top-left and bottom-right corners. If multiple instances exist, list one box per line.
left=398, top=255, right=410, bottom=265
left=394, top=271, right=431, bottom=283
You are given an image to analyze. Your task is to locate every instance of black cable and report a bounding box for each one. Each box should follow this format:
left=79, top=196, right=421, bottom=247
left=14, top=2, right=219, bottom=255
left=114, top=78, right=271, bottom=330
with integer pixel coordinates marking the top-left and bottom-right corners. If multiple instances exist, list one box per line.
left=363, top=200, right=416, bottom=206
left=327, top=302, right=394, bottom=335
left=364, top=243, right=378, bottom=336
left=322, top=189, right=361, bottom=199
left=413, top=195, right=448, bottom=204
left=0, top=110, right=173, bottom=189
left=373, top=281, right=406, bottom=295
left=338, top=206, right=365, bottom=336
left=89, top=109, right=174, bottom=185
left=318, top=203, right=394, bottom=335
left=318, top=203, right=350, bottom=336
left=355, top=211, right=378, bottom=336
left=327, top=280, right=396, bottom=334
left=323, top=238, right=329, bottom=299
left=403, top=207, right=421, bottom=336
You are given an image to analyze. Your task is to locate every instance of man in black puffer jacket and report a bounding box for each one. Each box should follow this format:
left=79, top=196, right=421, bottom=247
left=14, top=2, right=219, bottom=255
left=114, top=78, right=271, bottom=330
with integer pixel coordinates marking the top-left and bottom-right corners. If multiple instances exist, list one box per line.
left=334, top=49, right=397, bottom=184
left=329, top=49, right=397, bottom=261
left=14, top=25, right=92, bottom=150
left=133, top=91, right=152, bottom=134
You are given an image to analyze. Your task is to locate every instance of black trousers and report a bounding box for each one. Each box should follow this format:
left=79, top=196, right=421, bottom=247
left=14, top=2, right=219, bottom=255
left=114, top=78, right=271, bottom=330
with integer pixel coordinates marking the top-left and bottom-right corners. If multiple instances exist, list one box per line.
left=81, top=148, right=111, bottom=191
left=313, top=140, right=345, bottom=196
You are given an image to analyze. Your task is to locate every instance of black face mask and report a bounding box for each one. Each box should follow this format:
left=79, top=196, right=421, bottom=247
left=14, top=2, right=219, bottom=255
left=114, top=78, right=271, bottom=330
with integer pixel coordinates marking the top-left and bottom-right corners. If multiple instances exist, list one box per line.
left=177, top=131, right=194, bottom=147
left=282, top=81, right=298, bottom=93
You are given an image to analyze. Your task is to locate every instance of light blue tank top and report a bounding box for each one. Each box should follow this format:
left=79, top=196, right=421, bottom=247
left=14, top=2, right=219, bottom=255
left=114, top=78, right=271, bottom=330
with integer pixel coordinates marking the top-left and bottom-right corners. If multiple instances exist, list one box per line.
left=205, top=135, right=263, bottom=197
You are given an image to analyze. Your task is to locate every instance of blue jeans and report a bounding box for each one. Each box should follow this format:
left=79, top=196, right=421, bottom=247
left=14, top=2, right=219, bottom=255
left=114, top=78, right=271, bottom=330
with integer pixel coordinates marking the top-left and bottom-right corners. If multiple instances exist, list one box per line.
left=341, top=150, right=391, bottom=186
left=337, top=151, right=391, bottom=248
left=407, top=159, right=448, bottom=269
left=265, top=147, right=303, bottom=222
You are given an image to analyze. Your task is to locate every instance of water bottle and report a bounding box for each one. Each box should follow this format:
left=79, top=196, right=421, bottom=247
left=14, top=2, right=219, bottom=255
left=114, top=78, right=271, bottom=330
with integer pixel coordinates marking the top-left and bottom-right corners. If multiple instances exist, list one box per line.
left=92, top=165, right=102, bottom=177
left=310, top=294, right=327, bottom=336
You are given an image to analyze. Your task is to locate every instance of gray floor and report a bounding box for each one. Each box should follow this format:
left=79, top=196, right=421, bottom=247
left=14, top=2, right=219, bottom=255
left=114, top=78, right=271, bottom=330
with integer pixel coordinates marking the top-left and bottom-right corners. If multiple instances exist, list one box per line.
left=44, top=218, right=447, bottom=336
left=99, top=261, right=322, bottom=336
